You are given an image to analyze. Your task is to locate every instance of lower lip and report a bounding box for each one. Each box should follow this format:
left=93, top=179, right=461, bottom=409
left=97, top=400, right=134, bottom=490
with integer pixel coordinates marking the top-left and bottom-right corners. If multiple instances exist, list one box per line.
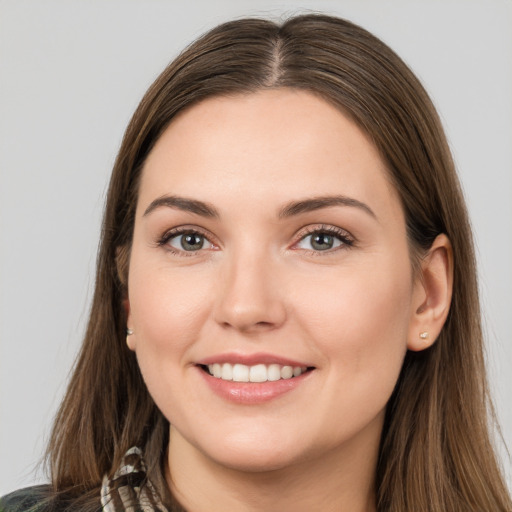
left=197, top=367, right=313, bottom=404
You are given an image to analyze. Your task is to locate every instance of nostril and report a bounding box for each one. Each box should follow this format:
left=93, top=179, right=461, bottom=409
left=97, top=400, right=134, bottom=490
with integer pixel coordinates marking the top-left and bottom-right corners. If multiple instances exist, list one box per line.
left=255, top=321, right=274, bottom=327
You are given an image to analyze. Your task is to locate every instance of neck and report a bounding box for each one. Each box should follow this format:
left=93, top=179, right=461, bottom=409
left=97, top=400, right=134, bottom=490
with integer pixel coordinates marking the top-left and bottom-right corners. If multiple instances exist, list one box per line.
left=166, top=419, right=381, bottom=512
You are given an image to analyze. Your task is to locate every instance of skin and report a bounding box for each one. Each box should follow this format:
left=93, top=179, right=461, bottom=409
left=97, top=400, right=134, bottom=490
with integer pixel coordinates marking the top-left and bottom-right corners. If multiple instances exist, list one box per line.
left=126, top=89, right=452, bottom=512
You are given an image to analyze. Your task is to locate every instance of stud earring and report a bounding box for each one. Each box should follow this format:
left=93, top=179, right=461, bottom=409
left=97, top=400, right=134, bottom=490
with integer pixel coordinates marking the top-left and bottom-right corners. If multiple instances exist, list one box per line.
left=126, top=328, right=135, bottom=351
left=419, top=331, right=429, bottom=340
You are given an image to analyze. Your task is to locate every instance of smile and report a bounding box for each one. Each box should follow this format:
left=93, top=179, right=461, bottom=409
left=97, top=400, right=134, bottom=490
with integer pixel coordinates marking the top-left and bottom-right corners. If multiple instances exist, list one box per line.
left=204, top=363, right=309, bottom=383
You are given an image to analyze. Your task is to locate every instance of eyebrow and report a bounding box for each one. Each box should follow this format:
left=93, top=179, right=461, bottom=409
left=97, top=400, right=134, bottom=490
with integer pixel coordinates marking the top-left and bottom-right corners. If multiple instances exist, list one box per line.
left=143, top=194, right=376, bottom=220
left=278, top=195, right=376, bottom=219
left=143, top=195, right=219, bottom=218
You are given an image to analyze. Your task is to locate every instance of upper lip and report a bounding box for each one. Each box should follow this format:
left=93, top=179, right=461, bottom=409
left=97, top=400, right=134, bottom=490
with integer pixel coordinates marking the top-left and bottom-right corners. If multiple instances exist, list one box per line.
left=196, top=352, right=314, bottom=368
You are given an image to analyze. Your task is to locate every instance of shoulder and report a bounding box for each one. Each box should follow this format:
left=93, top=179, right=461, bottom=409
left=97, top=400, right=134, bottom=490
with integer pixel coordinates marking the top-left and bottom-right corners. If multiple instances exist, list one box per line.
left=0, top=486, right=52, bottom=512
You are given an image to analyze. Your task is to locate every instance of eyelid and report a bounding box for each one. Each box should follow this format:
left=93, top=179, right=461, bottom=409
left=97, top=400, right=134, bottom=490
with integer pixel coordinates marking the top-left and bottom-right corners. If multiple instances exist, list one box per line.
left=157, top=225, right=219, bottom=255
left=156, top=223, right=355, bottom=256
left=291, top=224, right=355, bottom=252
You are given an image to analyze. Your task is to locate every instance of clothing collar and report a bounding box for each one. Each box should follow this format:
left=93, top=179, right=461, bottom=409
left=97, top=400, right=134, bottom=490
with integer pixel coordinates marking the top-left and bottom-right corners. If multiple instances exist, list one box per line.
left=101, top=447, right=169, bottom=512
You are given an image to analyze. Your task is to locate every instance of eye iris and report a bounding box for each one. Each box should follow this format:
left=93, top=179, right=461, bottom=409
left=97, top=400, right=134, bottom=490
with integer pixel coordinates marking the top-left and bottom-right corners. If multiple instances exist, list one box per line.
left=181, top=233, right=204, bottom=251
left=311, top=233, right=334, bottom=250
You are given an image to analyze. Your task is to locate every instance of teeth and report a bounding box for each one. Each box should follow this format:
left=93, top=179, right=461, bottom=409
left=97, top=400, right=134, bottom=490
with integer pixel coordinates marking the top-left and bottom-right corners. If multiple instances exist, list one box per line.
left=268, top=364, right=281, bottom=381
left=221, top=363, right=233, bottom=381
left=212, top=363, right=222, bottom=378
left=206, top=363, right=308, bottom=382
left=232, top=363, right=249, bottom=382
left=249, top=364, right=267, bottom=383
left=281, top=366, right=293, bottom=379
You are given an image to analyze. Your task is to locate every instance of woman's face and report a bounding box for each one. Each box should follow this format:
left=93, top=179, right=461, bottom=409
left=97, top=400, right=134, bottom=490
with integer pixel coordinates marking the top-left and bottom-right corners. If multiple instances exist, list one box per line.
left=127, top=89, right=423, bottom=472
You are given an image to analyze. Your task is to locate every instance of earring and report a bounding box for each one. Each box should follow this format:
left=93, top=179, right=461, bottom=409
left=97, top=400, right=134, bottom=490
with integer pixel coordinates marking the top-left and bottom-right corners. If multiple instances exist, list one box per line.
left=419, top=331, right=429, bottom=340
left=126, top=328, right=134, bottom=351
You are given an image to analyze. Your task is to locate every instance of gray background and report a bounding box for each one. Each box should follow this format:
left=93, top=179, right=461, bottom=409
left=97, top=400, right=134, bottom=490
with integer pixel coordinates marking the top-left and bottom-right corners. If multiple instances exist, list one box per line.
left=1, top=0, right=511, bottom=495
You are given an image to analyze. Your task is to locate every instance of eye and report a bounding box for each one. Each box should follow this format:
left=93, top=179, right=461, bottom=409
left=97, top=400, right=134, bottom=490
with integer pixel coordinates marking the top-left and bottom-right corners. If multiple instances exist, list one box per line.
left=294, top=226, right=353, bottom=252
left=159, top=228, right=217, bottom=254
left=296, top=232, right=342, bottom=251
left=169, top=232, right=206, bottom=251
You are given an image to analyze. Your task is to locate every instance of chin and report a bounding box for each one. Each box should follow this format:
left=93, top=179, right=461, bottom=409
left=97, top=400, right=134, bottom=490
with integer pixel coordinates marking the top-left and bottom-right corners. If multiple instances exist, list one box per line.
left=209, top=446, right=304, bottom=474
left=192, top=426, right=315, bottom=474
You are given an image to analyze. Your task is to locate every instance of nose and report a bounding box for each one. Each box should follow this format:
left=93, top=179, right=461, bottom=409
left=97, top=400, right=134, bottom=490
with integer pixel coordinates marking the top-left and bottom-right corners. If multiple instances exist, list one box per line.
left=213, top=251, right=287, bottom=334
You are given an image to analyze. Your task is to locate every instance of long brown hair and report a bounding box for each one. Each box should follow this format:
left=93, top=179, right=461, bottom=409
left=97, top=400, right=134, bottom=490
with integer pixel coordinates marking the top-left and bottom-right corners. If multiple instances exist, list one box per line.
left=46, top=14, right=511, bottom=511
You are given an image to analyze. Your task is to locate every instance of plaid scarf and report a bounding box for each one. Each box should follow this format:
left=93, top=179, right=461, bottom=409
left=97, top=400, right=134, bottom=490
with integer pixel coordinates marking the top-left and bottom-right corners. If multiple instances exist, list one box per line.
left=100, top=447, right=169, bottom=512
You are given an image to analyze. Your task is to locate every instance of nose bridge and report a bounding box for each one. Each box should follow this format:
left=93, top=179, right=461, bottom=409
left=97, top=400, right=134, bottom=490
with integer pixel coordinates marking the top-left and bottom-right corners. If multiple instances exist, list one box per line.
left=214, top=242, right=286, bottom=332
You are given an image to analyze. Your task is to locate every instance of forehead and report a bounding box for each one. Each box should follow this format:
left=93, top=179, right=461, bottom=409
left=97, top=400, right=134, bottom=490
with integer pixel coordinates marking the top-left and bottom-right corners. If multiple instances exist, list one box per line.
left=138, top=89, right=401, bottom=222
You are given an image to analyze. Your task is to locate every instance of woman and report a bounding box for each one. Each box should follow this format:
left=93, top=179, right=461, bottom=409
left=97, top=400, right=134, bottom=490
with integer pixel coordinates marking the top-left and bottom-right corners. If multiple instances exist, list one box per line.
left=2, top=13, right=510, bottom=512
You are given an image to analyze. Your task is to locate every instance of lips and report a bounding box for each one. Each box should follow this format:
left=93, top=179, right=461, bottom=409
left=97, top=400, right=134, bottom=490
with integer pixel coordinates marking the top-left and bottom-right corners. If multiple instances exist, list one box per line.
left=195, top=353, right=314, bottom=404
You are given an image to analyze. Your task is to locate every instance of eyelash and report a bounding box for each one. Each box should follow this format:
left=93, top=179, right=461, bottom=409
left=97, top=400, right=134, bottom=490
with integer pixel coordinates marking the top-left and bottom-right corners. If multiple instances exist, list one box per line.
left=157, top=224, right=355, bottom=257
left=294, top=225, right=354, bottom=255
left=157, top=226, right=215, bottom=257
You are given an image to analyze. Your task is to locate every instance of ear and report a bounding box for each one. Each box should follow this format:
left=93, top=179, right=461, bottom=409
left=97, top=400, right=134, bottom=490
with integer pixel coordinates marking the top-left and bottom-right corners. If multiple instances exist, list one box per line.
left=123, top=294, right=136, bottom=352
left=123, top=299, right=135, bottom=351
left=407, top=234, right=453, bottom=351
left=116, top=245, right=136, bottom=350
left=116, top=245, right=130, bottom=287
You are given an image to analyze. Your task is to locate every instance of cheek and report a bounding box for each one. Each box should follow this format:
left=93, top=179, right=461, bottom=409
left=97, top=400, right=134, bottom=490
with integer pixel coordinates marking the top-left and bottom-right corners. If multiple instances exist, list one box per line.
left=294, top=259, right=412, bottom=390
left=288, top=261, right=412, bottom=442
left=127, top=260, right=217, bottom=424
left=128, top=261, right=214, bottom=362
